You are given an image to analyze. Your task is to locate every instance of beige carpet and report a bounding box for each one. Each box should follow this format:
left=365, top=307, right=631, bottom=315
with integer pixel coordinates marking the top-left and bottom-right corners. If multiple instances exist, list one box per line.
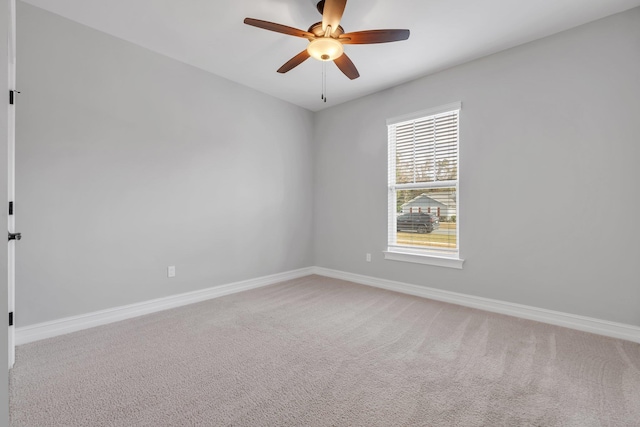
left=10, top=275, right=640, bottom=426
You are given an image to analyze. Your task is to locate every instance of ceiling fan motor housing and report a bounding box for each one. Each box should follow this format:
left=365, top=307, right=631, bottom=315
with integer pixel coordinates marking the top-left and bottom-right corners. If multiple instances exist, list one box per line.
left=308, top=22, right=344, bottom=38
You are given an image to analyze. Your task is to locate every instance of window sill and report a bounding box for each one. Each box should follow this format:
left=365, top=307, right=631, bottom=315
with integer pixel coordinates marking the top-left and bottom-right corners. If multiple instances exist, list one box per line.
left=384, top=249, right=464, bottom=269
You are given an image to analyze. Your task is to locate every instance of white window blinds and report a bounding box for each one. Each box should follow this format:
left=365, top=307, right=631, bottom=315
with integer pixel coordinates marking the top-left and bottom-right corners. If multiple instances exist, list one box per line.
left=393, top=110, right=459, bottom=185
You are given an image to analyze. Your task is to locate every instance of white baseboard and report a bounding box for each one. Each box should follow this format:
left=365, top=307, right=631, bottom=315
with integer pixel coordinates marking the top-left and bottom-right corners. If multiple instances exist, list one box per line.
left=311, top=267, right=640, bottom=344
left=17, top=266, right=640, bottom=345
left=16, top=267, right=314, bottom=345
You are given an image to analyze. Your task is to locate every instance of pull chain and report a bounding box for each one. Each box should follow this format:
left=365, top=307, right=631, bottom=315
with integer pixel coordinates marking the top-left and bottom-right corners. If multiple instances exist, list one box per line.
left=324, top=61, right=327, bottom=103
left=321, top=61, right=327, bottom=103
left=321, top=61, right=324, bottom=101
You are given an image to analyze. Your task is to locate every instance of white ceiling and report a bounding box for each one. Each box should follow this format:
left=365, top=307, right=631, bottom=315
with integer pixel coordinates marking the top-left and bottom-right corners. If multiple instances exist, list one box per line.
left=21, top=0, right=640, bottom=112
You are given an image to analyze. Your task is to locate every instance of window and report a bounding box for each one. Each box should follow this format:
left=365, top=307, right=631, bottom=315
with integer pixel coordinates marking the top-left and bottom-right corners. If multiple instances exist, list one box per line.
left=385, top=102, right=463, bottom=269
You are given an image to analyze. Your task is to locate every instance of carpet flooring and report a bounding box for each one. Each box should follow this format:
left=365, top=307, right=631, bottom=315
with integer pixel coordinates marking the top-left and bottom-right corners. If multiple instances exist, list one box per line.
left=9, top=275, right=640, bottom=426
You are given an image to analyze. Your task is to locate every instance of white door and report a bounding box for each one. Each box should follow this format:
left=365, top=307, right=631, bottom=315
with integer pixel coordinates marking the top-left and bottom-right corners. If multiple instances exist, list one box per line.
left=7, top=0, right=16, bottom=369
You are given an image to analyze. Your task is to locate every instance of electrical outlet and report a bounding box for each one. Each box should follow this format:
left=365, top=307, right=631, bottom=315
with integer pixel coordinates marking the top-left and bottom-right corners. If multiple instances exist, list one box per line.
left=366, top=253, right=371, bottom=262
left=167, top=265, right=176, bottom=278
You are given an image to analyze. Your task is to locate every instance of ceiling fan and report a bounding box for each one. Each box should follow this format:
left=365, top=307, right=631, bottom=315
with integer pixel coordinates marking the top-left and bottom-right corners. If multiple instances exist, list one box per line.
left=244, top=0, right=410, bottom=80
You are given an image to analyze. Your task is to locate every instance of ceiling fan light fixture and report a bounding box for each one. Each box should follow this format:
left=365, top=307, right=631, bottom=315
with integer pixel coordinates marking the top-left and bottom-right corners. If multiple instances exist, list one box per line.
left=307, top=37, right=344, bottom=61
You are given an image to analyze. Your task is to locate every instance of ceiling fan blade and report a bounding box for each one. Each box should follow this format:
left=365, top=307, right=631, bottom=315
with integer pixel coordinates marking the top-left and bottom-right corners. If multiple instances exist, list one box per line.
left=277, top=50, right=311, bottom=74
left=322, top=0, right=347, bottom=35
left=244, top=18, right=314, bottom=39
left=334, top=53, right=359, bottom=80
left=339, top=29, right=410, bottom=45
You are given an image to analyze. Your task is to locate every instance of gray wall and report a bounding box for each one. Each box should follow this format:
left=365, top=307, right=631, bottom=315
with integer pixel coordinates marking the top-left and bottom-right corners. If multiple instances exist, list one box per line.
left=16, top=3, right=314, bottom=326
left=313, top=8, right=640, bottom=326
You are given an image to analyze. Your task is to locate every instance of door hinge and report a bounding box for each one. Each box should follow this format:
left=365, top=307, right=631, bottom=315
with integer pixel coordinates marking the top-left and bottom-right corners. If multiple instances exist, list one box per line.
left=9, top=201, right=13, bottom=215
left=9, top=312, right=13, bottom=327
left=9, top=90, right=20, bottom=105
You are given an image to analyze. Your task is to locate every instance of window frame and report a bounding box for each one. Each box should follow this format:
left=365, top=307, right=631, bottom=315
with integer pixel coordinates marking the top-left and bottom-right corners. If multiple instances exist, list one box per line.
left=384, top=102, right=464, bottom=269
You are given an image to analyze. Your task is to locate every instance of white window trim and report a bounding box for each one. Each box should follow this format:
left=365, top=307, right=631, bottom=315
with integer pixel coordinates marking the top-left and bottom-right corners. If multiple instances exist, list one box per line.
left=384, top=248, right=464, bottom=269
left=387, top=102, right=462, bottom=126
left=386, top=102, right=463, bottom=269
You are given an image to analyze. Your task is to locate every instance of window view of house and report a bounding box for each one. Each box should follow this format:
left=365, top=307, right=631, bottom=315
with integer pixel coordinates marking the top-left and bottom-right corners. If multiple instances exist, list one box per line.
left=396, top=188, right=457, bottom=249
